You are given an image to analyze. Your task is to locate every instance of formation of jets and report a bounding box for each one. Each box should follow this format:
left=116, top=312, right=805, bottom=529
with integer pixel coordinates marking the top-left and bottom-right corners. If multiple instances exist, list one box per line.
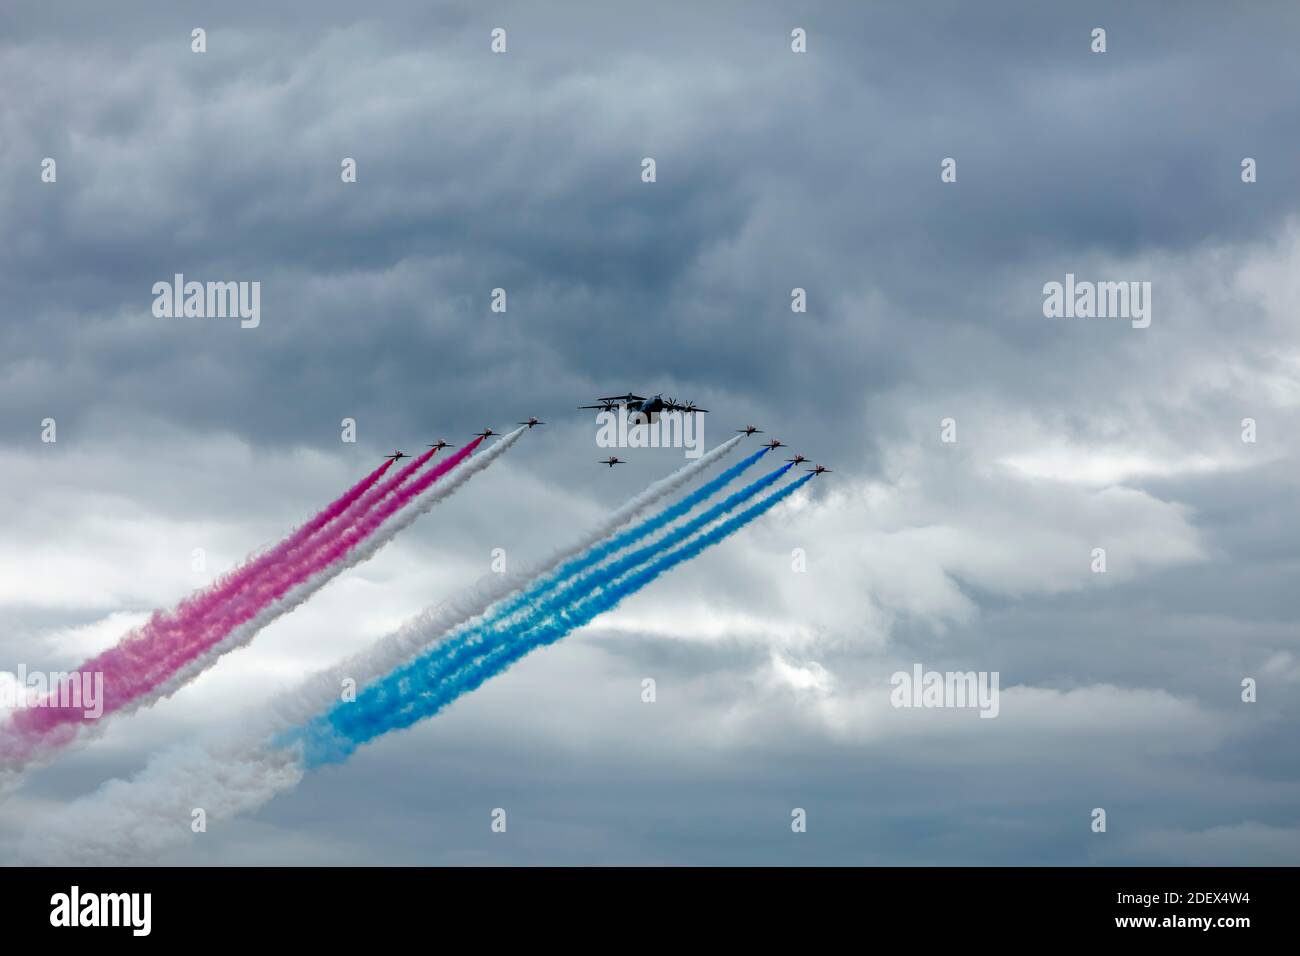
left=377, top=400, right=832, bottom=477
left=585, top=426, right=832, bottom=475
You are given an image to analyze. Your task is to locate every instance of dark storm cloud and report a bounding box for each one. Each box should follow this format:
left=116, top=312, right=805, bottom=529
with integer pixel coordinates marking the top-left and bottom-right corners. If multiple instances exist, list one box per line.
left=2, top=0, right=1297, bottom=461
left=2, top=0, right=1298, bottom=864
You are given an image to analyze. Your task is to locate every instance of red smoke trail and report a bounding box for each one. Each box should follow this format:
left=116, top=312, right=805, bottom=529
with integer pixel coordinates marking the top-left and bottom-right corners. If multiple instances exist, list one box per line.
left=2, top=444, right=469, bottom=761
left=129, top=446, right=443, bottom=690
left=151, top=457, right=396, bottom=643
left=226, top=438, right=483, bottom=629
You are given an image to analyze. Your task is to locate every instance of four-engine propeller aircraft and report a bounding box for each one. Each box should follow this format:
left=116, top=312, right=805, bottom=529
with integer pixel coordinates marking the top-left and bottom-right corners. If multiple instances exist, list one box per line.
left=580, top=392, right=709, bottom=423
left=598, top=456, right=626, bottom=468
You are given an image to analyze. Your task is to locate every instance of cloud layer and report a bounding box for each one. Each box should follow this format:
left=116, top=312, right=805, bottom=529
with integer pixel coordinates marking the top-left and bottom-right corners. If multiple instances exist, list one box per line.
left=1, top=0, right=1297, bottom=864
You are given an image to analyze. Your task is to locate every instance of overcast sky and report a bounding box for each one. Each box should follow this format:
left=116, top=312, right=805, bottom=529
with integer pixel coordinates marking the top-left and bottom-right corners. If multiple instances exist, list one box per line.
left=2, top=0, right=1298, bottom=864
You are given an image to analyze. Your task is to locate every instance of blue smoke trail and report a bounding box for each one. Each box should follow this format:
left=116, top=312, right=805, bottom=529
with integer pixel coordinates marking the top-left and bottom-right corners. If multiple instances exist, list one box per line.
left=490, top=458, right=792, bottom=637
left=467, top=444, right=773, bottom=631
left=297, top=460, right=794, bottom=752
left=270, top=450, right=777, bottom=759
left=297, top=472, right=813, bottom=766
left=307, top=449, right=777, bottom=732
left=361, top=447, right=774, bottom=694
left=544, top=445, right=771, bottom=583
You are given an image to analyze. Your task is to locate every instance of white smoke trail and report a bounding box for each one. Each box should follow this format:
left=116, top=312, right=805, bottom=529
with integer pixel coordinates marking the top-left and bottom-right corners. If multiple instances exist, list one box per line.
left=16, top=739, right=301, bottom=865
left=0, top=430, right=527, bottom=784
left=270, top=434, right=744, bottom=728
left=128, top=427, right=529, bottom=716
left=15, top=435, right=744, bottom=863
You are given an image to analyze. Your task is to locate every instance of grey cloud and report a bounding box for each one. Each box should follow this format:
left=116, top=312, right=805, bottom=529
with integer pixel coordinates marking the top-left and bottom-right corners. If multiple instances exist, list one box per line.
left=1, top=0, right=1298, bottom=864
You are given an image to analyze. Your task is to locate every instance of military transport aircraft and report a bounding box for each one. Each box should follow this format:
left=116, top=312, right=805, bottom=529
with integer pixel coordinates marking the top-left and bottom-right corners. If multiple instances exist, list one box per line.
left=580, top=392, right=709, bottom=423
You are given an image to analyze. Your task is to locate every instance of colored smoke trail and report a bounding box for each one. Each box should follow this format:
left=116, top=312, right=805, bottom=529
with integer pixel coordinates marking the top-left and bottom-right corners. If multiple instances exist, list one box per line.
left=14, top=437, right=779, bottom=862
left=270, top=434, right=746, bottom=728
left=160, top=457, right=396, bottom=639
left=314, top=461, right=797, bottom=745
left=16, top=440, right=476, bottom=734
left=0, top=440, right=484, bottom=767
left=300, top=473, right=814, bottom=764
left=58, top=456, right=398, bottom=697
left=140, top=427, right=528, bottom=713
left=138, top=449, right=432, bottom=667
left=219, top=438, right=480, bottom=623
left=409, top=444, right=772, bottom=654
left=531, top=445, right=772, bottom=600
left=128, top=447, right=441, bottom=697
left=0, top=456, right=398, bottom=766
